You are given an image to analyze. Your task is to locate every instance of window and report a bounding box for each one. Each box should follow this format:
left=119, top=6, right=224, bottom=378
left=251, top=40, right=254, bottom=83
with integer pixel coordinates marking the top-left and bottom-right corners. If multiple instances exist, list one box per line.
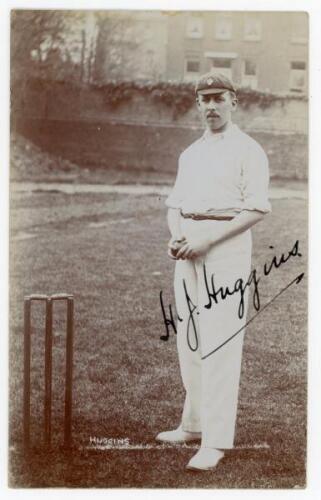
left=184, top=59, right=201, bottom=81
left=211, top=58, right=232, bottom=79
left=291, top=61, right=306, bottom=71
left=244, top=60, right=256, bottom=75
left=186, top=16, right=203, bottom=39
left=291, top=14, right=308, bottom=44
left=213, top=58, right=231, bottom=68
left=215, top=15, right=232, bottom=40
left=289, top=61, right=307, bottom=92
left=186, top=60, right=200, bottom=73
left=242, top=60, right=258, bottom=89
left=244, top=17, right=262, bottom=41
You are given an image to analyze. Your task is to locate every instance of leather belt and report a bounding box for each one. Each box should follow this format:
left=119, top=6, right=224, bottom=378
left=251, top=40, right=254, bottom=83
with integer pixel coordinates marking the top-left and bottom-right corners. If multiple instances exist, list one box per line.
left=181, top=213, right=234, bottom=221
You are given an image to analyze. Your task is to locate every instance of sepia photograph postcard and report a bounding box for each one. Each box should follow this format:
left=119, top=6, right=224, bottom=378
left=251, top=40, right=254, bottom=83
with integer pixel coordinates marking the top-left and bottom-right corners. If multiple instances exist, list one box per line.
left=3, top=0, right=318, bottom=493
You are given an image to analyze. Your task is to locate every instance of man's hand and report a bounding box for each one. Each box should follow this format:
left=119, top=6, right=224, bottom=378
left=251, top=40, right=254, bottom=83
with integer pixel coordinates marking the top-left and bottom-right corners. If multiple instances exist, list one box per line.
left=175, top=234, right=213, bottom=260
left=167, top=236, right=186, bottom=260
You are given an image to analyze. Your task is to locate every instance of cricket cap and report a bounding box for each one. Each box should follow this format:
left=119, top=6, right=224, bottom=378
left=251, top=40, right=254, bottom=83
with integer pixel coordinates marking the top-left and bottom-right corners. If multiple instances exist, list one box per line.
left=195, top=71, right=237, bottom=95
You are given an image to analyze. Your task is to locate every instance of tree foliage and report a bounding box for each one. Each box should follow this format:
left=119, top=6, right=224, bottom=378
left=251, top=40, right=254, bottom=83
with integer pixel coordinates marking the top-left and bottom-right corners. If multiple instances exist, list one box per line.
left=10, top=10, right=135, bottom=87
left=11, top=11, right=66, bottom=83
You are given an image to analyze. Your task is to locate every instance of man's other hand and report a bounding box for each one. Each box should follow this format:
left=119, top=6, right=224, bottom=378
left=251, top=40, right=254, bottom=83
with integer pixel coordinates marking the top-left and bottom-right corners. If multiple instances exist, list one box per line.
left=167, top=236, right=186, bottom=260
left=175, top=234, right=213, bottom=260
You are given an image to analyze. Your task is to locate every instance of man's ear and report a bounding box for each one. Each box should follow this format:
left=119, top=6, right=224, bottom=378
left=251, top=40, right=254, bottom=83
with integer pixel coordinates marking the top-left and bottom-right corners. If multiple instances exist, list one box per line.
left=231, top=94, right=238, bottom=112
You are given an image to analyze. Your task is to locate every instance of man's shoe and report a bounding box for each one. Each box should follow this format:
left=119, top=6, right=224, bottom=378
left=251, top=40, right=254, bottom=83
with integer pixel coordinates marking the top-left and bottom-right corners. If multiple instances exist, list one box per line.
left=155, top=425, right=201, bottom=443
left=186, top=447, right=224, bottom=471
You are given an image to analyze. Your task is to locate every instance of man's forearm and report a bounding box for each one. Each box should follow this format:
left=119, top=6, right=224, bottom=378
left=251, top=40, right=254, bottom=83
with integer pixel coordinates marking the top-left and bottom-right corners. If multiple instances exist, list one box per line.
left=170, top=209, right=267, bottom=260
left=210, top=210, right=265, bottom=247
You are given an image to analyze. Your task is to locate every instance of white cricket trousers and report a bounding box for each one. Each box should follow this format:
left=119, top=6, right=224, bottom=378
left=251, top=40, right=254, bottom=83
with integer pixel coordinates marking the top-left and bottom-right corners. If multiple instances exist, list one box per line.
left=174, top=218, right=252, bottom=449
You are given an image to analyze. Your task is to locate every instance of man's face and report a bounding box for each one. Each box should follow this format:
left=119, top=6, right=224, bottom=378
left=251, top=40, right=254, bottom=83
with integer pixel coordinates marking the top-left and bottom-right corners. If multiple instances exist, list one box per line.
left=196, top=91, right=237, bottom=132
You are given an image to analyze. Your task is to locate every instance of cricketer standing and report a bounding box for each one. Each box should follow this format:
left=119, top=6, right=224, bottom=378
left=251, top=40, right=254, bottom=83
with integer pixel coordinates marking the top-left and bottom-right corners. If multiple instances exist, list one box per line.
left=156, top=71, right=271, bottom=471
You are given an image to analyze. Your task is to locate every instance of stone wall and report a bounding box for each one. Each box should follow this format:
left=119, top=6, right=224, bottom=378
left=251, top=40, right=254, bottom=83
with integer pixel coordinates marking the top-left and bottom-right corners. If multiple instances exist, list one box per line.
left=13, top=81, right=308, bottom=135
left=12, top=82, right=308, bottom=180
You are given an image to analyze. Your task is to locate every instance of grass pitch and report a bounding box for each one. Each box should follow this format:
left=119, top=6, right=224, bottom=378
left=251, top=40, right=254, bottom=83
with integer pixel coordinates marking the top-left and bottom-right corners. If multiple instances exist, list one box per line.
left=9, top=187, right=307, bottom=488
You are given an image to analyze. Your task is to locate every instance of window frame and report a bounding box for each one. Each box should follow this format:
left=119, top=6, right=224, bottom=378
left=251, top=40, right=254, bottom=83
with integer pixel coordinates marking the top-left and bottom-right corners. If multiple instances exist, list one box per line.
left=215, top=14, right=233, bottom=41
left=289, top=60, right=307, bottom=92
left=185, top=16, right=204, bottom=39
left=184, top=57, right=201, bottom=81
left=243, top=16, right=262, bottom=42
left=241, top=59, right=258, bottom=89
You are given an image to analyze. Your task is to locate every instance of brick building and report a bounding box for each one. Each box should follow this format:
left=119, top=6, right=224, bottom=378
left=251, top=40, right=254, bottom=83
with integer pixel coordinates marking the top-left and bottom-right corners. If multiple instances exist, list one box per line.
left=165, top=11, right=308, bottom=94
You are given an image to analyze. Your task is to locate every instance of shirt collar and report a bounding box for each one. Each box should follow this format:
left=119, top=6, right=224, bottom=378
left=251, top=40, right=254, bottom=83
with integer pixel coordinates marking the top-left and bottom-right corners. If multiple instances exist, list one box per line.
left=201, top=122, right=238, bottom=142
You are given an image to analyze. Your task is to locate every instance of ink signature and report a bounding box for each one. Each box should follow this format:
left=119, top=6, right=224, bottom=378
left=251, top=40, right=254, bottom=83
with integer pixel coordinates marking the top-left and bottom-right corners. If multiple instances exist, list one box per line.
left=159, top=239, right=304, bottom=360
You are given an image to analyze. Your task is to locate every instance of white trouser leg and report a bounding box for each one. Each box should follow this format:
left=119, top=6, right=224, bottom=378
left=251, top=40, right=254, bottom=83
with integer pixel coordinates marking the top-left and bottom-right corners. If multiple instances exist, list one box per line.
left=174, top=259, right=202, bottom=432
left=199, top=274, right=245, bottom=449
left=196, top=256, right=248, bottom=448
left=174, top=218, right=252, bottom=447
left=200, top=333, right=245, bottom=448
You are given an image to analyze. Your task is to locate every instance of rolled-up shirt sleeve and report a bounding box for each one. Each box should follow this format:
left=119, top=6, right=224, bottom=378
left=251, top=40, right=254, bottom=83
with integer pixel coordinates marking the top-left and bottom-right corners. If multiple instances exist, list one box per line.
left=241, top=141, right=271, bottom=213
left=165, top=154, right=186, bottom=209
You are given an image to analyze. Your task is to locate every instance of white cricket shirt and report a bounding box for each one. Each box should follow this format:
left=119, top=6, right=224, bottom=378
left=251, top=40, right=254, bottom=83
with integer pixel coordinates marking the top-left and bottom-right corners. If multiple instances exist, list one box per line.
left=165, top=123, right=271, bottom=216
